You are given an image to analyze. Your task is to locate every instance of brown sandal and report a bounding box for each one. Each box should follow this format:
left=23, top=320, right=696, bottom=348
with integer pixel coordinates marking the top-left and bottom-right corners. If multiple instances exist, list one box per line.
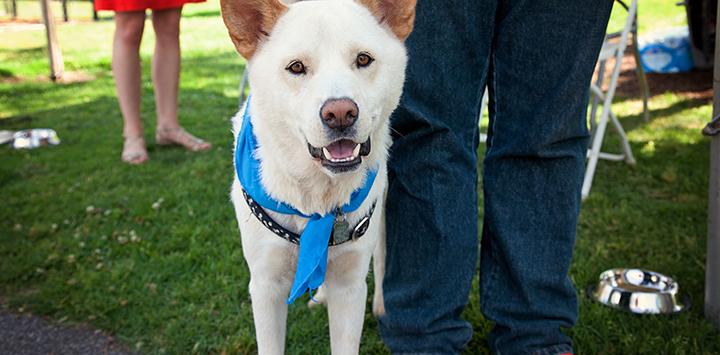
left=155, top=126, right=212, bottom=152
left=122, top=135, right=148, bottom=165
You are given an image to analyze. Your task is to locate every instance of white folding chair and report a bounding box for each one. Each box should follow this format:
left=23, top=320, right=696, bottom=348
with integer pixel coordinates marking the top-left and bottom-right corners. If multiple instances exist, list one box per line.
left=590, top=0, right=650, bottom=125
left=582, top=0, right=647, bottom=199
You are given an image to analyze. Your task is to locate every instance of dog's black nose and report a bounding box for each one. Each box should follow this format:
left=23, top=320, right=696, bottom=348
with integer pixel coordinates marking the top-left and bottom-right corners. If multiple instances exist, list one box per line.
left=320, top=98, right=358, bottom=130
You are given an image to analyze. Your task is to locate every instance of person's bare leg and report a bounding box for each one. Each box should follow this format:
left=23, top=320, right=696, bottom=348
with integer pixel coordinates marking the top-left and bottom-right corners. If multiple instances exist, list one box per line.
left=151, top=7, right=180, bottom=130
left=151, top=7, right=211, bottom=151
left=112, top=10, right=148, bottom=164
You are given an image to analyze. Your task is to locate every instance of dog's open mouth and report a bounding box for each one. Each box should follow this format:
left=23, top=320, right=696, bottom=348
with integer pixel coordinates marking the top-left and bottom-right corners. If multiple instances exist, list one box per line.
left=308, top=138, right=371, bottom=172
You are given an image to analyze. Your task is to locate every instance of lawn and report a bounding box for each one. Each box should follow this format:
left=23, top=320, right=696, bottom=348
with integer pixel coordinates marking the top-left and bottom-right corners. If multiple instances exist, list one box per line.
left=1, top=0, right=718, bottom=354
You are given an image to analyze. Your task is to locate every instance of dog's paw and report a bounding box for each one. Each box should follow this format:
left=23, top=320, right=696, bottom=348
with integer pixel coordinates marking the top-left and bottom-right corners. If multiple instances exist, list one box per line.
left=372, top=301, right=385, bottom=317
left=372, top=292, right=385, bottom=317
left=307, top=286, right=327, bottom=308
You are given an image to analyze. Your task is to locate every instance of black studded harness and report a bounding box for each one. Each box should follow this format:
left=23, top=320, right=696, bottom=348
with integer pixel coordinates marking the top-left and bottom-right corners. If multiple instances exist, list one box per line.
left=241, top=189, right=376, bottom=246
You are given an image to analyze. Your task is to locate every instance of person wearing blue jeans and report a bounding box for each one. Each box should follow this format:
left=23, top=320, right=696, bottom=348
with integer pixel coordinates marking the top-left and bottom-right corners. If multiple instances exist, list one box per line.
left=379, top=1, right=614, bottom=354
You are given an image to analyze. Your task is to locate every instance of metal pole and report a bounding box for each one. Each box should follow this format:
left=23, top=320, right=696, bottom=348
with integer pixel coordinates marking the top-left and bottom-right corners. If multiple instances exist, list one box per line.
left=704, top=1, right=720, bottom=331
left=631, top=9, right=650, bottom=122
left=62, top=0, right=68, bottom=22
left=40, top=0, right=64, bottom=82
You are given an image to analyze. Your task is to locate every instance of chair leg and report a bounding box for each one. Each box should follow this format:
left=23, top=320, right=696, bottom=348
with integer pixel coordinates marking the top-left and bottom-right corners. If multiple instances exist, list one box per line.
left=632, top=32, right=650, bottom=122
left=609, top=110, right=636, bottom=165
left=583, top=107, right=613, bottom=200
left=589, top=60, right=606, bottom=135
left=583, top=147, right=601, bottom=200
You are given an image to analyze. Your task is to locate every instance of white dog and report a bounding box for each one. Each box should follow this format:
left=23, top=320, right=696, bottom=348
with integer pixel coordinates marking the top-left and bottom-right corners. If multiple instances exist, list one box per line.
left=222, top=0, right=416, bottom=353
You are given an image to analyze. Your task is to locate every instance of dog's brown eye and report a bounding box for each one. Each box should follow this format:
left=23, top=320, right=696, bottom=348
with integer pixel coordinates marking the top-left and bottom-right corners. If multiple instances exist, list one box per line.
left=286, top=60, right=306, bottom=75
left=356, top=53, right=374, bottom=68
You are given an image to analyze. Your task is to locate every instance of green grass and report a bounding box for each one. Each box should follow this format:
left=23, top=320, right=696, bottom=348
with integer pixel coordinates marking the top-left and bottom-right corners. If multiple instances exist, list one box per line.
left=1, top=0, right=717, bottom=354
left=607, top=0, right=688, bottom=35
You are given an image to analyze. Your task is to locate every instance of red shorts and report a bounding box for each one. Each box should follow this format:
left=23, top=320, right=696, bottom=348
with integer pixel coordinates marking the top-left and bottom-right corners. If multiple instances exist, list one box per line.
left=94, top=0, right=205, bottom=12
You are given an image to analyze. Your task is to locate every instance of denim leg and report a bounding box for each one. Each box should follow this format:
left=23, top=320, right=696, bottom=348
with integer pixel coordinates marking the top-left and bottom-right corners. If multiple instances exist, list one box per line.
left=481, top=1, right=613, bottom=354
left=380, top=0, right=495, bottom=353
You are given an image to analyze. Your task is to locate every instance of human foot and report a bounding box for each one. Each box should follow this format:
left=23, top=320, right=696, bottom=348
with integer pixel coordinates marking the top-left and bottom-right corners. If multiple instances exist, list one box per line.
left=122, top=135, right=148, bottom=164
left=155, top=126, right=211, bottom=152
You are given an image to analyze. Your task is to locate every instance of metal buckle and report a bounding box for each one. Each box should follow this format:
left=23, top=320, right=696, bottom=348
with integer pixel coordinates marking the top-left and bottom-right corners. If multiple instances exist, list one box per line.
left=351, top=216, right=371, bottom=241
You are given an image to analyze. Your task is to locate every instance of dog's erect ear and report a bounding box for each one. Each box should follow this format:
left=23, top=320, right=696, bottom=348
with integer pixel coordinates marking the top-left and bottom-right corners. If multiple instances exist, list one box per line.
left=220, top=0, right=288, bottom=59
left=356, top=0, right=416, bottom=41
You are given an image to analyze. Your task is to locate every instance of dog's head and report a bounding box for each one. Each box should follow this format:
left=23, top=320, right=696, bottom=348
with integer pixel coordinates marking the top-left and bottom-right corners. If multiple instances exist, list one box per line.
left=222, top=0, right=415, bottom=176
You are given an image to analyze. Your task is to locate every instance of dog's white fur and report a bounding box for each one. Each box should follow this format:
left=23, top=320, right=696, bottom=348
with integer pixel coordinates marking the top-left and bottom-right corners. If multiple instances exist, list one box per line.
left=224, top=0, right=414, bottom=353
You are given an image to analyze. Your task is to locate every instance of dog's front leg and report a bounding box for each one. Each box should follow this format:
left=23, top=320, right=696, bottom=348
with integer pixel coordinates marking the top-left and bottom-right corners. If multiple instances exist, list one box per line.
left=249, top=275, right=290, bottom=355
left=324, top=251, right=371, bottom=355
left=242, top=238, right=294, bottom=355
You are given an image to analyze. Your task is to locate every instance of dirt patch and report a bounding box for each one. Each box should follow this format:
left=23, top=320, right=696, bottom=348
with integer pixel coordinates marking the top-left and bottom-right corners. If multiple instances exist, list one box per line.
left=599, top=44, right=713, bottom=102
left=0, top=18, right=42, bottom=25
left=0, top=19, right=45, bottom=32
left=54, top=71, right=97, bottom=84
left=0, top=307, right=136, bottom=355
left=0, top=71, right=96, bottom=84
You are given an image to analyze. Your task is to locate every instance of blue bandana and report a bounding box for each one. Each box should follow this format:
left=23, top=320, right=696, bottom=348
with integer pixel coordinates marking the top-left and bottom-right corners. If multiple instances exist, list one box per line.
left=234, top=99, right=378, bottom=304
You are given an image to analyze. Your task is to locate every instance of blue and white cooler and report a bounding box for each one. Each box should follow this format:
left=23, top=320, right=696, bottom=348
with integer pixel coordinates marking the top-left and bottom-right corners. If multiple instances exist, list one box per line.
left=638, top=27, right=695, bottom=73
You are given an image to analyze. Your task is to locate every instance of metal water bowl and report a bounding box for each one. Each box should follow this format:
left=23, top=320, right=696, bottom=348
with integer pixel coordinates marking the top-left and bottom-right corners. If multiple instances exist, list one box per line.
left=589, top=268, right=686, bottom=314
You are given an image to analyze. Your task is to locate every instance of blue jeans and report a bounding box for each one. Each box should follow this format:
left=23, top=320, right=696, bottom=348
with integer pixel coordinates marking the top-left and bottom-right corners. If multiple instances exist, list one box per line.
left=379, top=1, right=613, bottom=354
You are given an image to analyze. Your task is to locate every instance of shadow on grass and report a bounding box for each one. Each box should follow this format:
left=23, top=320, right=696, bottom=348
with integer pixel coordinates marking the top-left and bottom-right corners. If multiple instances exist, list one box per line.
left=0, top=46, right=45, bottom=59
left=0, top=68, right=14, bottom=78
left=0, top=87, right=236, bottom=131
left=618, top=96, right=711, bottom=133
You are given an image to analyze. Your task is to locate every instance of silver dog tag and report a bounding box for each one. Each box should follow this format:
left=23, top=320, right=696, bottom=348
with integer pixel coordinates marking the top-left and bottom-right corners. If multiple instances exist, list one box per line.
left=332, top=212, right=351, bottom=245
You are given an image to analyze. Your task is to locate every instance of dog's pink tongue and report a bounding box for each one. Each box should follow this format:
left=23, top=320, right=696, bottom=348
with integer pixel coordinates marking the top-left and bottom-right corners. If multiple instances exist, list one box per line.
left=326, top=140, right=356, bottom=159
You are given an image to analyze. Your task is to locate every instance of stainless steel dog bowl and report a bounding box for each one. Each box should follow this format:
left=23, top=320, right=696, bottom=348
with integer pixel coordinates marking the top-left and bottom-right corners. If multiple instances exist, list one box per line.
left=589, top=268, right=686, bottom=314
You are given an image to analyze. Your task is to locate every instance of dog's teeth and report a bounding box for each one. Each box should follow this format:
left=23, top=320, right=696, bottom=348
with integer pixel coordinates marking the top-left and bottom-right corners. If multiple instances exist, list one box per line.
left=322, top=145, right=360, bottom=163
